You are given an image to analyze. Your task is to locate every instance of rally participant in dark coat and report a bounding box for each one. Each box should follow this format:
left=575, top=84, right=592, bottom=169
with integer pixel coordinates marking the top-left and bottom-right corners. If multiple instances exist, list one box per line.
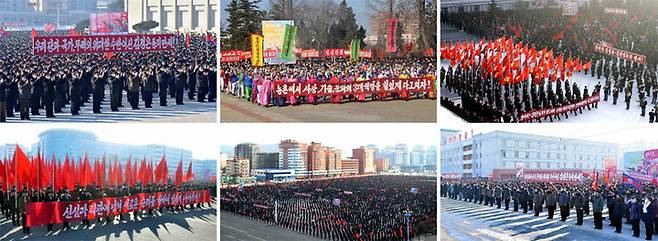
left=0, top=76, right=8, bottom=122
left=613, top=195, right=625, bottom=233
left=29, top=73, right=42, bottom=116
left=158, top=66, right=169, bottom=106
left=91, top=70, right=106, bottom=114
left=208, top=66, right=217, bottom=102
left=197, top=66, right=209, bottom=102
left=6, top=78, right=18, bottom=117
left=558, top=189, right=570, bottom=222
left=43, top=75, right=55, bottom=118
left=643, top=196, right=655, bottom=240
left=69, top=71, right=82, bottom=116
left=54, top=72, right=66, bottom=113
left=574, top=191, right=585, bottom=225
left=18, top=78, right=31, bottom=120
left=109, top=71, right=122, bottom=111
left=141, top=68, right=156, bottom=108
left=127, top=71, right=141, bottom=110
left=533, top=190, right=543, bottom=216
left=186, top=64, right=196, bottom=100
left=630, top=196, right=641, bottom=237
left=175, top=65, right=186, bottom=105
left=591, top=191, right=604, bottom=229
left=59, top=189, right=72, bottom=230
left=545, top=189, right=557, bottom=219
left=44, top=189, right=57, bottom=231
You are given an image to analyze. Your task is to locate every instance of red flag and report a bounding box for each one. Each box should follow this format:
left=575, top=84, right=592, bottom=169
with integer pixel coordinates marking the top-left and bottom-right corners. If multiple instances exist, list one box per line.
left=139, top=158, right=146, bottom=185
left=185, top=160, right=193, bottom=182
left=592, top=171, right=599, bottom=190
left=31, top=28, right=38, bottom=38
left=69, top=28, right=76, bottom=37
left=162, top=157, right=168, bottom=185
left=44, top=23, right=54, bottom=33
left=652, top=178, right=658, bottom=187
left=14, top=145, right=31, bottom=191
left=126, top=158, right=132, bottom=187
left=116, top=159, right=123, bottom=186
left=174, top=160, right=183, bottom=187
left=185, top=33, right=191, bottom=47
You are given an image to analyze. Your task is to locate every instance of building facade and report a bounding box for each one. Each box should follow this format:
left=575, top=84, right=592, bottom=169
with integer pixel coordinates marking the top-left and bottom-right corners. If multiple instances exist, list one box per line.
left=227, top=158, right=249, bottom=178
left=126, top=0, right=218, bottom=33
left=307, top=142, right=328, bottom=177
left=441, top=130, right=619, bottom=178
left=352, top=146, right=375, bottom=175
left=341, top=159, right=359, bottom=176
left=234, top=143, right=259, bottom=171
left=410, top=145, right=426, bottom=166
left=254, top=152, right=279, bottom=170
left=279, top=139, right=308, bottom=177
left=374, top=159, right=389, bottom=173
left=326, top=147, right=342, bottom=175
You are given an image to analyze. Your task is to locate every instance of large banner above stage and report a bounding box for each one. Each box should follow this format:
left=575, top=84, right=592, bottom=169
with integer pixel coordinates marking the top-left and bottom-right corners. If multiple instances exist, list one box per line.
left=33, top=34, right=177, bottom=55
left=519, top=95, right=600, bottom=122
left=623, top=151, right=651, bottom=181
left=594, top=43, right=646, bottom=64
left=89, top=12, right=128, bottom=35
left=26, top=190, right=210, bottom=226
left=522, top=169, right=583, bottom=184
left=262, top=20, right=296, bottom=64
left=272, top=77, right=434, bottom=97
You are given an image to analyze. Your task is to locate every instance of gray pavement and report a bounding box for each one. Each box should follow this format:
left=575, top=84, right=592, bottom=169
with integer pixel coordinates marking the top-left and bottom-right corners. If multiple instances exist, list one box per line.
left=220, top=92, right=437, bottom=122
left=440, top=24, right=479, bottom=44
left=5, top=90, right=216, bottom=123
left=0, top=206, right=217, bottom=241
left=441, top=197, right=649, bottom=241
left=220, top=211, right=324, bottom=241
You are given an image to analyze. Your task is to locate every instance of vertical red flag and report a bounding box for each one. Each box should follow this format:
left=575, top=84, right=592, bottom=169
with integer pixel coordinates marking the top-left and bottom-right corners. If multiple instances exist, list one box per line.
left=69, top=28, right=76, bottom=36
left=116, top=159, right=123, bottom=186
left=185, top=33, right=191, bottom=47
left=14, top=145, right=31, bottom=191
left=185, top=160, right=193, bottom=182
left=162, top=157, right=169, bottom=185
left=139, top=158, right=146, bottom=185
left=133, top=161, right=137, bottom=186
left=31, top=28, right=37, bottom=38
left=386, top=18, right=398, bottom=53
left=592, top=171, right=599, bottom=190
left=126, top=158, right=132, bottom=187
left=174, top=160, right=183, bottom=187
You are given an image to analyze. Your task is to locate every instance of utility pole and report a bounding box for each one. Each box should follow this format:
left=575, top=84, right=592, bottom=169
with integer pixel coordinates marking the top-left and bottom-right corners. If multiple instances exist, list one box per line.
left=403, top=209, right=413, bottom=241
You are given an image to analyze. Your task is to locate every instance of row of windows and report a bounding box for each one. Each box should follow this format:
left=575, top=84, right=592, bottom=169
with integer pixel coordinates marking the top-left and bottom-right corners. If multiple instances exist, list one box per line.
left=502, top=150, right=609, bottom=161
left=501, top=161, right=603, bottom=170
left=502, top=139, right=615, bottom=153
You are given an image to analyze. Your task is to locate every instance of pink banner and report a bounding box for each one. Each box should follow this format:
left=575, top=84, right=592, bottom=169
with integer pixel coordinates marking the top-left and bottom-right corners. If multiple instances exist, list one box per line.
left=273, top=77, right=433, bottom=97
left=33, top=34, right=177, bottom=55
left=594, top=43, right=646, bottom=64
left=522, top=170, right=583, bottom=184
left=90, top=12, right=129, bottom=35
left=520, top=95, right=600, bottom=122
left=645, top=149, right=658, bottom=161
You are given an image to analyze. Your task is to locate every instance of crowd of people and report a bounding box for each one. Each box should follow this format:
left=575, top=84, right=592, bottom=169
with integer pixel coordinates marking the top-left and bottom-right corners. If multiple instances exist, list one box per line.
left=0, top=31, right=217, bottom=122
left=0, top=181, right=216, bottom=235
left=221, top=175, right=436, bottom=241
left=220, top=57, right=436, bottom=106
left=441, top=0, right=658, bottom=122
left=441, top=178, right=658, bottom=240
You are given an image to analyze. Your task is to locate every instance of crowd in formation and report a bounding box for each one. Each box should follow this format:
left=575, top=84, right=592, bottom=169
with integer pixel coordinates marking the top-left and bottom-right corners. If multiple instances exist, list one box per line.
left=0, top=31, right=217, bottom=121
left=220, top=57, right=436, bottom=106
left=441, top=178, right=658, bottom=240
left=220, top=176, right=436, bottom=241
left=441, top=0, right=658, bottom=122
left=1, top=181, right=216, bottom=235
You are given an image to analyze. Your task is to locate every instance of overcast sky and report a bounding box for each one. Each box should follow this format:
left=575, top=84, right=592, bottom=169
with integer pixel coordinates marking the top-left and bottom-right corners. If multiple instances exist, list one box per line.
left=221, top=123, right=437, bottom=153
left=220, top=0, right=372, bottom=32
left=0, top=124, right=218, bottom=160
left=444, top=123, right=657, bottom=146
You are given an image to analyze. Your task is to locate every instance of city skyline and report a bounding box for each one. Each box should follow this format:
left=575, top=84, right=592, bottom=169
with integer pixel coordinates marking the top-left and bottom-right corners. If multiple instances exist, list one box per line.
left=220, top=124, right=437, bottom=157
left=0, top=124, right=218, bottom=160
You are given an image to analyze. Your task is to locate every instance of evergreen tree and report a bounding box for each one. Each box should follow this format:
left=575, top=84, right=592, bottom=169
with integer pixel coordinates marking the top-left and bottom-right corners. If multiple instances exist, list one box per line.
left=224, top=0, right=263, bottom=50
left=328, top=0, right=359, bottom=49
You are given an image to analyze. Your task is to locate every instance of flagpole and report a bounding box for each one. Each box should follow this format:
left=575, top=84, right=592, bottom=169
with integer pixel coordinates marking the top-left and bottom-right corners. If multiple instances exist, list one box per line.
left=275, top=199, right=278, bottom=224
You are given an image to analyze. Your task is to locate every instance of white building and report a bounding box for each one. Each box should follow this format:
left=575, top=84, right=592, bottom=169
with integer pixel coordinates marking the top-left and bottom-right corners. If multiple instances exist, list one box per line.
left=441, top=130, right=619, bottom=178
left=410, top=145, right=426, bottom=166
left=126, top=0, right=218, bottom=33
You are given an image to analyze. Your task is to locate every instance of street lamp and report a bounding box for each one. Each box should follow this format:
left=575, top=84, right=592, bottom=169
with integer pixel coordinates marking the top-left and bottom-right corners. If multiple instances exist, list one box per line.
left=403, top=209, right=414, bottom=241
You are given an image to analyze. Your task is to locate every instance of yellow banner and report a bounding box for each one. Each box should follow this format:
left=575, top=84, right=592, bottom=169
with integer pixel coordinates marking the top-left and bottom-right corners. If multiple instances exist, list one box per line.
left=250, top=34, right=264, bottom=67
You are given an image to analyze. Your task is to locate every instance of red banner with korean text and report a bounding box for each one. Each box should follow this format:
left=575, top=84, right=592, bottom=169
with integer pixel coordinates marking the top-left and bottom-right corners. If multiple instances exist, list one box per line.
left=594, top=43, right=646, bottom=64
left=25, top=190, right=210, bottom=226
left=33, top=34, right=177, bottom=55
left=387, top=18, right=399, bottom=53
left=272, top=77, right=433, bottom=97
left=522, top=170, right=583, bottom=184
left=519, top=95, right=600, bottom=122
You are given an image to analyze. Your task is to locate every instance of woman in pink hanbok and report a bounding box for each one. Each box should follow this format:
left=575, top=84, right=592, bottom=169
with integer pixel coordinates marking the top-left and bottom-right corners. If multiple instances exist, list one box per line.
left=329, top=74, right=341, bottom=104
left=259, top=76, right=272, bottom=106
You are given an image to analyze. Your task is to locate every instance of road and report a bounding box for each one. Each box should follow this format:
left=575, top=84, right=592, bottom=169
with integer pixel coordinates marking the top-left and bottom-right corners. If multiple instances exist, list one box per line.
left=441, top=197, right=650, bottom=241
left=220, top=211, right=324, bottom=241
left=0, top=206, right=216, bottom=241
left=220, top=92, right=437, bottom=122
left=4, top=90, right=216, bottom=123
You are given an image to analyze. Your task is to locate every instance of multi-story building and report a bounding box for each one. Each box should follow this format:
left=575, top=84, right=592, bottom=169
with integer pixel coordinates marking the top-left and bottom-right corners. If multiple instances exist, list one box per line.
left=279, top=139, right=308, bottom=177
left=410, top=145, right=426, bottom=166
left=441, top=0, right=541, bottom=12
left=254, top=152, right=279, bottom=170
left=234, top=143, right=259, bottom=171
left=352, top=146, right=375, bottom=175
left=126, top=0, right=218, bottom=33
left=326, top=147, right=342, bottom=176
left=35, top=129, right=196, bottom=178
left=341, top=158, right=359, bottom=176
left=307, top=142, right=327, bottom=177
left=374, top=158, right=389, bottom=173
left=426, top=146, right=437, bottom=166
left=394, top=144, right=409, bottom=166
left=441, top=130, right=619, bottom=178
left=227, top=158, right=249, bottom=178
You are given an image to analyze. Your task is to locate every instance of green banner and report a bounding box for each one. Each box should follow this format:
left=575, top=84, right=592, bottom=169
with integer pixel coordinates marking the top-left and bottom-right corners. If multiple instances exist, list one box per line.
left=280, top=24, right=297, bottom=60
left=350, top=39, right=360, bottom=62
